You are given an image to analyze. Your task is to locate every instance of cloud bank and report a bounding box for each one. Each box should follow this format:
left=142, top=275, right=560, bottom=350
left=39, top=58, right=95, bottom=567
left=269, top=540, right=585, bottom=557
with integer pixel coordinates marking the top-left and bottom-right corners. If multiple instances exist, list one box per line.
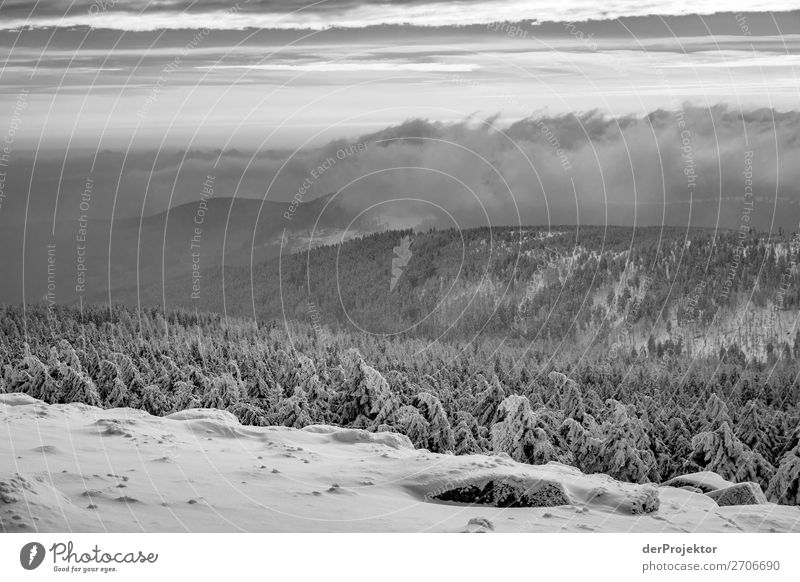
left=300, top=105, right=800, bottom=231
left=1, top=1, right=799, bottom=31
left=3, top=106, right=798, bottom=234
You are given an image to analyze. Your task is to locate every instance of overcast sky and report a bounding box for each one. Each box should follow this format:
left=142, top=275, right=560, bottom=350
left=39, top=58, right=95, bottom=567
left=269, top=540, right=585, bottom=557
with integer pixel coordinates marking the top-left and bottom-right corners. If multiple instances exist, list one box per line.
left=1, top=0, right=799, bottom=239
left=1, top=1, right=799, bottom=30
left=0, top=2, right=798, bottom=150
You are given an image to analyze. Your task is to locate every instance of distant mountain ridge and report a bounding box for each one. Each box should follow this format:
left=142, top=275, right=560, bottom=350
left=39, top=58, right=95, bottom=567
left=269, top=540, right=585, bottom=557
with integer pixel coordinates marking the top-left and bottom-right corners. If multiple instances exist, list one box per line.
left=103, top=223, right=800, bottom=362
left=0, top=192, right=355, bottom=305
left=6, top=189, right=800, bottom=363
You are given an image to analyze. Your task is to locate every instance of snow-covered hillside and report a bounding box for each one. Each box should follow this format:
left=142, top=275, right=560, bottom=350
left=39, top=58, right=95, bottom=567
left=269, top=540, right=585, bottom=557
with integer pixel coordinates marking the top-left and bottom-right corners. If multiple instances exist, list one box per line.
left=1, top=394, right=798, bottom=533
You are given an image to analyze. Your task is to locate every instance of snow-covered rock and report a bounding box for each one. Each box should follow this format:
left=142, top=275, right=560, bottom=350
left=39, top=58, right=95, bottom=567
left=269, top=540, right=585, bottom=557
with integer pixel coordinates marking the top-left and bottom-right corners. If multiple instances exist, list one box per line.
left=303, top=425, right=414, bottom=449
left=706, top=482, right=768, bottom=507
left=0, top=393, right=40, bottom=407
left=664, top=472, right=769, bottom=507
left=429, top=475, right=572, bottom=508
left=662, top=471, right=733, bottom=493
left=165, top=408, right=241, bottom=423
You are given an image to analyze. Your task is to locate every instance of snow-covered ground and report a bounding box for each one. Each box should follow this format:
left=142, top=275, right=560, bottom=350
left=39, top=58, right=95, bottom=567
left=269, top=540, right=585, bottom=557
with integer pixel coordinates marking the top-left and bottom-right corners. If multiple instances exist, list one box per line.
left=2, top=394, right=798, bottom=533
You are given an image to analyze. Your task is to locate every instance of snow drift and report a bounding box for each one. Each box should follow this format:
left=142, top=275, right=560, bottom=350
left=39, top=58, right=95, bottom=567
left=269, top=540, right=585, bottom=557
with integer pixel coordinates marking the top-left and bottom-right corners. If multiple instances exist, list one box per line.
left=1, top=394, right=798, bottom=533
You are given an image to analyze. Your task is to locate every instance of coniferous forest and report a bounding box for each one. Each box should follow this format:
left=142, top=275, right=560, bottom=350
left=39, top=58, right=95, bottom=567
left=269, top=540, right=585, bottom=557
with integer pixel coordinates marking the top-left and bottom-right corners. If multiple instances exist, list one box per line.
left=2, top=293, right=799, bottom=506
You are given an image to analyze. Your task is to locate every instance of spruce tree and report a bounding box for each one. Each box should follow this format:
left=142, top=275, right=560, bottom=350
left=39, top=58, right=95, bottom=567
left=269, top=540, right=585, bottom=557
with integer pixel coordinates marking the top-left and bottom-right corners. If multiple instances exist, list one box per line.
left=213, top=374, right=244, bottom=408
left=736, top=399, right=771, bottom=459
left=141, top=384, right=170, bottom=416
left=372, top=391, right=401, bottom=431
left=339, top=350, right=390, bottom=427
left=297, top=355, right=330, bottom=423
left=453, top=410, right=486, bottom=455
left=277, top=386, right=313, bottom=428
left=703, top=393, right=732, bottom=429
left=735, top=449, right=775, bottom=493
left=453, top=411, right=482, bottom=455
left=662, top=417, right=692, bottom=479
left=491, top=394, right=555, bottom=465
left=113, top=353, right=144, bottom=404
left=559, top=417, right=598, bottom=472
left=200, top=378, right=225, bottom=410
left=396, top=405, right=430, bottom=449
left=59, top=365, right=101, bottom=407
left=172, top=381, right=201, bottom=412
left=690, top=420, right=751, bottom=482
left=230, top=402, right=269, bottom=426
left=596, top=401, right=655, bottom=483
left=472, top=373, right=506, bottom=426
left=561, top=378, right=586, bottom=424
left=96, top=359, right=121, bottom=404
left=20, top=355, right=59, bottom=403
left=767, top=437, right=800, bottom=505
left=415, top=391, right=455, bottom=453
left=57, top=339, right=82, bottom=371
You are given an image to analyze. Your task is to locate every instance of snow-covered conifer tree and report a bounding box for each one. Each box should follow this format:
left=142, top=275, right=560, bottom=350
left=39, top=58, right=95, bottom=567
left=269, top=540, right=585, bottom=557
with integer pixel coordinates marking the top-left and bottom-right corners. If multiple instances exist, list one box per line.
left=690, top=420, right=751, bottom=482
left=703, top=393, right=732, bottom=429
left=172, top=381, right=201, bottom=412
left=140, top=384, right=171, bottom=416
left=596, top=401, right=654, bottom=483
left=230, top=402, right=269, bottom=426
left=491, top=394, right=555, bottom=465
left=736, top=399, right=771, bottom=459
left=472, top=373, right=506, bottom=426
left=396, top=405, right=430, bottom=449
left=59, top=365, right=101, bottom=407
left=113, top=352, right=145, bottom=402
left=735, top=449, right=775, bottom=493
left=767, top=436, right=800, bottom=505
left=453, top=411, right=481, bottom=455
left=277, top=386, right=313, bottom=428
left=372, top=390, right=401, bottom=431
left=338, top=350, right=390, bottom=427
left=415, top=391, right=455, bottom=452
left=559, top=417, right=598, bottom=472
left=57, top=339, right=82, bottom=371
left=561, top=378, right=586, bottom=424
left=297, top=354, right=330, bottom=422
left=20, top=355, right=59, bottom=402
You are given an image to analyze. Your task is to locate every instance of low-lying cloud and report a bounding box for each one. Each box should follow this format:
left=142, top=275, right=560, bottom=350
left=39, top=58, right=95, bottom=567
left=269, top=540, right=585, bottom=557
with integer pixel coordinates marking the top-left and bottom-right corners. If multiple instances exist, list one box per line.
left=4, top=105, right=799, bottom=233
left=297, top=105, right=800, bottom=231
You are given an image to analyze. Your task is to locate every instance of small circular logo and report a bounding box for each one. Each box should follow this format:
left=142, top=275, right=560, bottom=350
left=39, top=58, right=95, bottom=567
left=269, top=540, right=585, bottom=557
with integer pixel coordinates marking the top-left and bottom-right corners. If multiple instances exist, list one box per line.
left=20, top=542, right=46, bottom=570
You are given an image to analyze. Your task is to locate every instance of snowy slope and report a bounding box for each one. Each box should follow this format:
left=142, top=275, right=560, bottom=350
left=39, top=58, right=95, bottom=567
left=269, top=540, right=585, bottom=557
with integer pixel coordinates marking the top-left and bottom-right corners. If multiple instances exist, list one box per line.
left=1, top=394, right=798, bottom=533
